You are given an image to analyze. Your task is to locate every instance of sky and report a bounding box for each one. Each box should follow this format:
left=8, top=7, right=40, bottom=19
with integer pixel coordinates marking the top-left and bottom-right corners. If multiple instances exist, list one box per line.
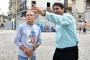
left=0, top=0, right=9, bottom=16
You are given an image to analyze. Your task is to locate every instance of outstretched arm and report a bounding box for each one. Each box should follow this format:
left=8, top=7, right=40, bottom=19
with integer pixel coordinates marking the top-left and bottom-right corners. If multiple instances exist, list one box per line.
left=32, top=4, right=74, bottom=25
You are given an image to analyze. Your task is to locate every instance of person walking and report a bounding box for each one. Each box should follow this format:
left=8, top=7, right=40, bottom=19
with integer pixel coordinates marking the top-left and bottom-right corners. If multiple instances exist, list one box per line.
left=82, top=21, right=87, bottom=35
left=32, top=2, right=79, bottom=60
left=14, top=10, right=42, bottom=60
left=78, top=21, right=82, bottom=34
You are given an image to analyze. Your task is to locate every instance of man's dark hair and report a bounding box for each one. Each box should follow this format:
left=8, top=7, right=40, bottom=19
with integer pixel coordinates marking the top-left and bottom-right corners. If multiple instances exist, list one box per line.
left=52, top=2, right=65, bottom=9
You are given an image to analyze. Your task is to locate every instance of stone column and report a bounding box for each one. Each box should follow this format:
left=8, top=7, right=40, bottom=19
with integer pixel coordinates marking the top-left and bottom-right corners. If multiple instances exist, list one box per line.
left=27, top=0, right=32, bottom=9
left=85, top=10, right=90, bottom=24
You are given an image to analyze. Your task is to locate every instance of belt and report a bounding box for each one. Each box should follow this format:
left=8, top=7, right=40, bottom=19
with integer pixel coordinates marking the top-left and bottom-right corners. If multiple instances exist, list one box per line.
left=56, top=45, right=78, bottom=51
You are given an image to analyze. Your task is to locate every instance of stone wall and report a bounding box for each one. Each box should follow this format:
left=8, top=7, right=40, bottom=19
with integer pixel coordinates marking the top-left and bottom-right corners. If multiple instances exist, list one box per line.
left=85, top=10, right=90, bottom=24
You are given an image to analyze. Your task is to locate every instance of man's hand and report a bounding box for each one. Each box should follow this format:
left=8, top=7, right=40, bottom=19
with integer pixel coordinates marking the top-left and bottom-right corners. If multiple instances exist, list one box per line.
left=24, top=48, right=33, bottom=57
left=28, top=53, right=33, bottom=59
left=32, top=4, right=45, bottom=16
left=19, top=45, right=34, bottom=59
left=27, top=48, right=33, bottom=59
left=27, top=48, right=33, bottom=53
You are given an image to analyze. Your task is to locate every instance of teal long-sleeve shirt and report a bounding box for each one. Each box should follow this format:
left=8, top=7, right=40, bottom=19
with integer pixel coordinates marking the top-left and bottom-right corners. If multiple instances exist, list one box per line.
left=45, top=11, right=79, bottom=48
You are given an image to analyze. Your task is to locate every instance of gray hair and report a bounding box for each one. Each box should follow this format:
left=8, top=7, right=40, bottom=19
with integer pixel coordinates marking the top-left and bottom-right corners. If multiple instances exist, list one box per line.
left=26, top=9, right=37, bottom=17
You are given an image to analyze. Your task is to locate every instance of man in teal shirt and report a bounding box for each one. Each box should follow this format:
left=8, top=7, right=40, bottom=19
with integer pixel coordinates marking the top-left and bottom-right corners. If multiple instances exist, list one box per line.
left=32, top=2, right=79, bottom=60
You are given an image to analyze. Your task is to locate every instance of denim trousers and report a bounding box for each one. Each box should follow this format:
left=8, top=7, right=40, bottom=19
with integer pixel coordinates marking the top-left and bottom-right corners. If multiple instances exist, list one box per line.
left=18, top=55, right=36, bottom=60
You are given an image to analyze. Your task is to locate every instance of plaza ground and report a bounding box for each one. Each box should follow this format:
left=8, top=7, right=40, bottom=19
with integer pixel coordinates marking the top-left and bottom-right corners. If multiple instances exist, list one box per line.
left=0, top=30, right=90, bottom=60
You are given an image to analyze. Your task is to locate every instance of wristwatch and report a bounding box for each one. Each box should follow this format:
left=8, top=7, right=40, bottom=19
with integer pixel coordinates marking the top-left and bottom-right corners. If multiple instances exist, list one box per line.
left=42, top=11, right=46, bottom=16
left=33, top=46, right=36, bottom=51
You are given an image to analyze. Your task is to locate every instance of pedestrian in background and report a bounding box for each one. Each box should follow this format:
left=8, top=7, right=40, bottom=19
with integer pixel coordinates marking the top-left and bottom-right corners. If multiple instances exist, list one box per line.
left=82, top=21, right=87, bottom=35
left=14, top=10, right=42, bottom=60
left=78, top=21, right=83, bottom=34
left=32, top=2, right=79, bottom=60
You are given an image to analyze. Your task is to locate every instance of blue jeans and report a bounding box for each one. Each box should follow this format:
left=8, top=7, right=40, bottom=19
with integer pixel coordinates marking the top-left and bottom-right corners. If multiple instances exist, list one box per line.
left=18, top=55, right=36, bottom=60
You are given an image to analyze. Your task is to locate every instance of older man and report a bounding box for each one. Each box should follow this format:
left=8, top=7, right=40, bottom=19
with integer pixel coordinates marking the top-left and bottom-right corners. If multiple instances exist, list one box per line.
left=14, top=10, right=42, bottom=60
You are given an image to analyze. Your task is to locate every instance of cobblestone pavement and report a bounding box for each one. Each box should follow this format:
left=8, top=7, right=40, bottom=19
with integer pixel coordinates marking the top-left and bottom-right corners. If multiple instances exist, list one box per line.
left=0, top=30, right=90, bottom=60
